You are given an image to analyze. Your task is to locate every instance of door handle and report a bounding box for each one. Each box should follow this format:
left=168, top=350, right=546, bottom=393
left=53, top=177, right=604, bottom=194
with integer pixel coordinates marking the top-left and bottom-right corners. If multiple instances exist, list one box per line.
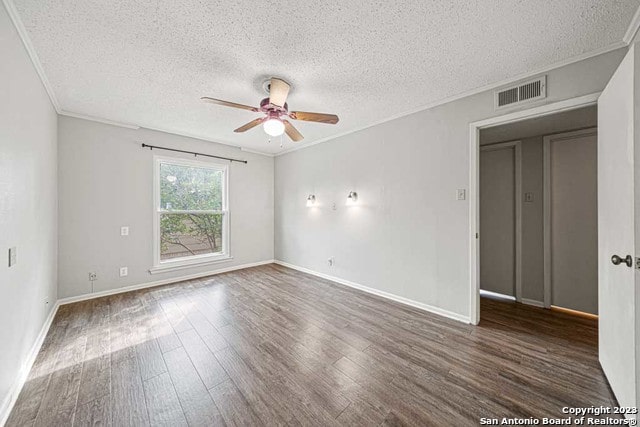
left=611, top=255, right=633, bottom=267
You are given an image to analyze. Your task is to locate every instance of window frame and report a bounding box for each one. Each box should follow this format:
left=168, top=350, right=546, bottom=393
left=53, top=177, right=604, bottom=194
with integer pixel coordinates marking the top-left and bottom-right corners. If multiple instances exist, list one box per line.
left=151, top=155, right=231, bottom=273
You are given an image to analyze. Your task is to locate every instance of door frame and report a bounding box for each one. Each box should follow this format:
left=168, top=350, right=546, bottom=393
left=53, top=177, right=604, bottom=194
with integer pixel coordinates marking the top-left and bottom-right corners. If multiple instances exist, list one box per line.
left=542, top=127, right=598, bottom=309
left=468, top=92, right=600, bottom=325
left=479, top=140, right=523, bottom=302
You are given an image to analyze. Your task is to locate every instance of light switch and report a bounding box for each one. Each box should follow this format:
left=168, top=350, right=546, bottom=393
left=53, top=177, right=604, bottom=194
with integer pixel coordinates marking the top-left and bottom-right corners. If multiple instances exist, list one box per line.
left=525, top=192, right=534, bottom=202
left=8, top=247, right=16, bottom=267
left=456, top=189, right=466, bottom=201
left=121, top=226, right=129, bottom=236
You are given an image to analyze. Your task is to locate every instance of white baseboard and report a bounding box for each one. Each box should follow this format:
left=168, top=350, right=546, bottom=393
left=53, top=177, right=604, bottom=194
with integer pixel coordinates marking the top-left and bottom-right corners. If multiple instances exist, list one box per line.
left=0, top=259, right=274, bottom=425
left=58, top=259, right=275, bottom=306
left=479, top=289, right=516, bottom=301
left=3, top=257, right=468, bottom=424
left=274, top=260, right=470, bottom=324
left=0, top=301, right=60, bottom=427
left=521, top=298, right=545, bottom=308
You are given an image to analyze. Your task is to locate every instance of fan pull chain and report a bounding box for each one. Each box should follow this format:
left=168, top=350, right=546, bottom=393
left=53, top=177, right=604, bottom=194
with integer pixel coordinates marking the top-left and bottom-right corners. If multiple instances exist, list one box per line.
left=280, top=134, right=283, bottom=149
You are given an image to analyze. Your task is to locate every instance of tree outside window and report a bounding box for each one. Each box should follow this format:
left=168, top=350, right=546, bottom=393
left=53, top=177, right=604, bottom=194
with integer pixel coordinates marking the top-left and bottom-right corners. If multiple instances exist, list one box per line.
left=156, top=160, right=228, bottom=262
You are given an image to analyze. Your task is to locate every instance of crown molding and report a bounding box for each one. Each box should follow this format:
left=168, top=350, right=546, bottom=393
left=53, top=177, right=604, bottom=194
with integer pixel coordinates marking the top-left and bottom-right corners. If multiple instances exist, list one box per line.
left=2, top=0, right=61, bottom=112
left=5, top=0, right=636, bottom=158
left=276, top=40, right=626, bottom=157
left=137, top=124, right=276, bottom=157
left=623, top=3, right=640, bottom=44
left=135, top=123, right=278, bottom=157
left=60, top=111, right=276, bottom=157
left=59, top=110, right=140, bottom=129
left=139, top=123, right=273, bottom=156
left=1, top=0, right=272, bottom=158
left=240, top=147, right=274, bottom=157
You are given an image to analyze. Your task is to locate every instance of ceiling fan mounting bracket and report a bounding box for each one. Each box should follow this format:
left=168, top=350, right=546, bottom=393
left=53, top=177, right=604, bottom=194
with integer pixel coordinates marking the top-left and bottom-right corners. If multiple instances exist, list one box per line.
left=262, top=77, right=291, bottom=95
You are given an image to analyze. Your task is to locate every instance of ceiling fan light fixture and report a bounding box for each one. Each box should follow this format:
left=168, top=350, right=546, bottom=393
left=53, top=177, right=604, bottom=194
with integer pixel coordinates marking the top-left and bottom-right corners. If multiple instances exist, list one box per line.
left=263, top=118, right=285, bottom=137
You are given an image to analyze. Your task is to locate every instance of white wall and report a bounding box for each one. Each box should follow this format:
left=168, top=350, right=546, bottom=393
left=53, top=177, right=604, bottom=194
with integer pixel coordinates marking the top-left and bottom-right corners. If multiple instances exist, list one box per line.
left=519, top=137, right=545, bottom=302
left=479, top=146, right=516, bottom=296
left=274, top=48, right=627, bottom=320
left=57, top=116, right=274, bottom=299
left=0, top=3, right=58, bottom=420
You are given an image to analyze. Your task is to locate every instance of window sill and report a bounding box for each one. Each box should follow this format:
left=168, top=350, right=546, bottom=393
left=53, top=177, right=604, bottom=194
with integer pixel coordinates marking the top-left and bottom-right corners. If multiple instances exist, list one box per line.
left=149, top=255, right=233, bottom=274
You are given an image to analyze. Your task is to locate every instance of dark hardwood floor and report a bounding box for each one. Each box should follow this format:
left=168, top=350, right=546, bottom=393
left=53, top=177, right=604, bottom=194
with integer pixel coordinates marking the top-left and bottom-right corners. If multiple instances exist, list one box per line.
left=7, top=264, right=617, bottom=426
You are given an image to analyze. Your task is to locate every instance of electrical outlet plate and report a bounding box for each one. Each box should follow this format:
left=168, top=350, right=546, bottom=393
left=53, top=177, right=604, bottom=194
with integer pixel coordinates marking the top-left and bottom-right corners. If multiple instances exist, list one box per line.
left=456, top=189, right=466, bottom=201
left=121, top=226, right=129, bottom=236
left=89, top=272, right=97, bottom=281
left=119, top=267, right=128, bottom=277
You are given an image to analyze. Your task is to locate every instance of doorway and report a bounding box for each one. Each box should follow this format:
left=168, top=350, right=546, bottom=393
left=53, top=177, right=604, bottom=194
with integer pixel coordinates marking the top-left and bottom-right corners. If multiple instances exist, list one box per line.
left=469, top=93, right=600, bottom=324
left=479, top=141, right=522, bottom=301
left=478, top=120, right=598, bottom=316
left=470, top=44, right=640, bottom=417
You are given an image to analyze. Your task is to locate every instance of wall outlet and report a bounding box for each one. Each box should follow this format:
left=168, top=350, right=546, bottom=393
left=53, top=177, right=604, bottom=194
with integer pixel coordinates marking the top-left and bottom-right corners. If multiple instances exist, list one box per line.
left=119, top=267, right=128, bottom=277
left=328, top=257, right=335, bottom=267
left=89, top=272, right=97, bottom=281
left=120, top=226, right=130, bottom=236
left=456, top=189, right=466, bottom=201
left=332, top=203, right=337, bottom=211
left=8, top=247, right=16, bottom=267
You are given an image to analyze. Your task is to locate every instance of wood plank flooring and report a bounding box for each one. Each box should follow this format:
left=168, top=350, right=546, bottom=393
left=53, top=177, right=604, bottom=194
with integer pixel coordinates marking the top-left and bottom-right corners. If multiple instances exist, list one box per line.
left=7, top=264, right=618, bottom=426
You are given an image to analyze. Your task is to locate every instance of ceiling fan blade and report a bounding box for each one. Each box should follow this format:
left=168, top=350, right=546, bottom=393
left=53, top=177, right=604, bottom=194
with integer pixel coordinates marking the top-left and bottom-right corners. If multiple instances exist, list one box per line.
left=283, top=120, right=304, bottom=142
left=268, top=78, right=290, bottom=107
left=234, top=118, right=264, bottom=133
left=289, top=111, right=339, bottom=124
left=201, top=97, right=258, bottom=112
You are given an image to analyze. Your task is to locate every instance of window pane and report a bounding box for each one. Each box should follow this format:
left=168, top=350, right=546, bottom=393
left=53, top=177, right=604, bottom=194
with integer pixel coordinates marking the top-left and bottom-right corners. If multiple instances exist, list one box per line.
left=160, top=163, right=223, bottom=211
left=160, top=213, right=224, bottom=260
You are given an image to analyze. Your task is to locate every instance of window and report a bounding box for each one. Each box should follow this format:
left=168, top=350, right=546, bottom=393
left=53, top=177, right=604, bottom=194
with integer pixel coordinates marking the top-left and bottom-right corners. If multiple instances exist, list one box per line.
left=152, top=157, right=230, bottom=272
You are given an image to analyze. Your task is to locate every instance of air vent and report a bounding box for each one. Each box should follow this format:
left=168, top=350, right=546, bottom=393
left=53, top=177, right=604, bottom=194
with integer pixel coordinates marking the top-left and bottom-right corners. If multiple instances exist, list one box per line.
left=495, top=76, right=546, bottom=109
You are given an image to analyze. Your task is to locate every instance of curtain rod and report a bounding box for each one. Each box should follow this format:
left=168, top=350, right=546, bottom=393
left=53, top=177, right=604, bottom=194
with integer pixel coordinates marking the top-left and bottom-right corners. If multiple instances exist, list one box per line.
left=141, top=143, right=248, bottom=164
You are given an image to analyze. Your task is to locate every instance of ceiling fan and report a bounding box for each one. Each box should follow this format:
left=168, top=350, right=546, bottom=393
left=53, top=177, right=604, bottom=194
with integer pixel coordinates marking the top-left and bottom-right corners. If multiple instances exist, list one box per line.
left=201, top=77, right=339, bottom=143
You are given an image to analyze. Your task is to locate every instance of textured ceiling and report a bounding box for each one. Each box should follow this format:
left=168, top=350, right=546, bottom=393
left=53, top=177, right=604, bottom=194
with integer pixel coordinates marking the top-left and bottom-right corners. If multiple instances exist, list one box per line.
left=11, top=0, right=640, bottom=154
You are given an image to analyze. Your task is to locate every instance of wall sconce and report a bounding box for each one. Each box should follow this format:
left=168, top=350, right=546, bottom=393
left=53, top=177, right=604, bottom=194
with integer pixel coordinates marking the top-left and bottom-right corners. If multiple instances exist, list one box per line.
left=306, top=194, right=316, bottom=207
left=346, top=191, right=358, bottom=205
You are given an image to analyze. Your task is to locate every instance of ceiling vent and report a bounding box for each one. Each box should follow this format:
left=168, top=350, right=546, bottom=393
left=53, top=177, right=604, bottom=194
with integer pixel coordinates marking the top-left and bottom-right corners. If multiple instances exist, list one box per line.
left=495, top=76, right=546, bottom=109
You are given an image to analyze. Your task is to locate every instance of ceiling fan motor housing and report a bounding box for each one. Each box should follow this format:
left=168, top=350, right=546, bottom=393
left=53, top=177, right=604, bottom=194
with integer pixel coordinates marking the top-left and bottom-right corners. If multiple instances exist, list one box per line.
left=260, top=97, right=288, bottom=118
